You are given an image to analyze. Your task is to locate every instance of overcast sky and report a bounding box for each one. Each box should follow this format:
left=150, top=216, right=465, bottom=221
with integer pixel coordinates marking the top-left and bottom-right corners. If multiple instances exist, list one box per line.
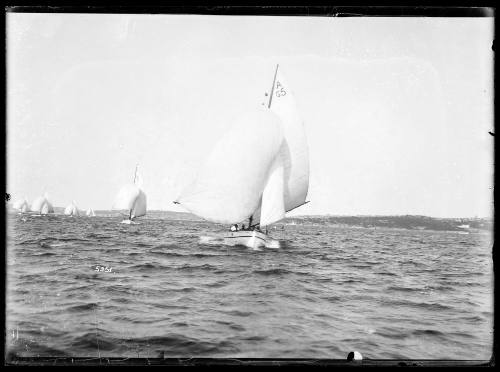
left=7, top=13, right=494, bottom=218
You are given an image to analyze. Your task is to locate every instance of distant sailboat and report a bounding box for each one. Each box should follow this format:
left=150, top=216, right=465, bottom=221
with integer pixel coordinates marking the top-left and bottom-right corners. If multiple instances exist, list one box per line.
left=31, top=193, right=54, bottom=215
left=64, top=201, right=80, bottom=216
left=112, top=165, right=147, bottom=224
left=86, top=208, right=96, bottom=217
left=175, top=64, right=309, bottom=250
left=13, top=197, right=30, bottom=214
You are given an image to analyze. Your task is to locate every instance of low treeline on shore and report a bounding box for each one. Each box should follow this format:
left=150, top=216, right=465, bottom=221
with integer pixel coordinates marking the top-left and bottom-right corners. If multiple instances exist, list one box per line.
left=286, top=215, right=492, bottom=232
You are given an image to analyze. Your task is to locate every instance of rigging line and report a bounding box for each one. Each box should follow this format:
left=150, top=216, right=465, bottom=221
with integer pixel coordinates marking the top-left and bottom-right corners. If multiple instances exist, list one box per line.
left=286, top=200, right=310, bottom=213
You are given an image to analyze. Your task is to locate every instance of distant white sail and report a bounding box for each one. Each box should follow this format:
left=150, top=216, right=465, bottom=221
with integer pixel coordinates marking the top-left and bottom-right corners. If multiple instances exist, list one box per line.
left=32, top=195, right=54, bottom=214
left=131, top=190, right=147, bottom=218
left=31, top=196, right=46, bottom=213
left=113, top=183, right=147, bottom=218
left=86, top=208, right=96, bottom=217
left=268, top=67, right=309, bottom=213
left=64, top=202, right=80, bottom=216
left=41, top=201, right=54, bottom=215
left=177, top=108, right=284, bottom=224
left=20, top=201, right=30, bottom=213
left=14, top=198, right=30, bottom=212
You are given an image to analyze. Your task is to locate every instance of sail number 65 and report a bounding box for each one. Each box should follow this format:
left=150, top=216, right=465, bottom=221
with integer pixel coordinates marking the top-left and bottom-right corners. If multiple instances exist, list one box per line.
left=275, top=81, right=286, bottom=97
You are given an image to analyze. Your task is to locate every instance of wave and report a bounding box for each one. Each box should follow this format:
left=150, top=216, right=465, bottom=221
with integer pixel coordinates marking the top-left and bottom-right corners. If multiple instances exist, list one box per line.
left=252, top=268, right=291, bottom=276
left=380, top=298, right=454, bottom=311
left=66, top=303, right=99, bottom=313
left=412, top=329, right=447, bottom=337
left=174, top=263, right=219, bottom=272
left=221, top=310, right=253, bottom=317
left=71, top=332, right=117, bottom=351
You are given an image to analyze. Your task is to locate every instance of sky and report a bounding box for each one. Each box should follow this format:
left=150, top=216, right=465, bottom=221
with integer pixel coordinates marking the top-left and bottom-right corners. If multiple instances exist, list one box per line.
left=6, top=13, right=494, bottom=218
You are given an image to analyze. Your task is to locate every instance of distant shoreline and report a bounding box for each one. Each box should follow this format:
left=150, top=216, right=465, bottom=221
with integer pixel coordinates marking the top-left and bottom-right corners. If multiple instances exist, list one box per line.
left=7, top=207, right=492, bottom=233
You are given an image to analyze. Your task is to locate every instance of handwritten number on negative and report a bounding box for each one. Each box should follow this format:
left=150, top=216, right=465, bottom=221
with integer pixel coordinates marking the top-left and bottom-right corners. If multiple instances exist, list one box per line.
left=95, top=265, right=112, bottom=272
left=275, top=81, right=286, bottom=97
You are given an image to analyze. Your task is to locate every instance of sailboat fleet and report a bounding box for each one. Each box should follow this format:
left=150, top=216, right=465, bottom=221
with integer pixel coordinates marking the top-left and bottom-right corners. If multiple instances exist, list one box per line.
left=10, top=65, right=307, bottom=250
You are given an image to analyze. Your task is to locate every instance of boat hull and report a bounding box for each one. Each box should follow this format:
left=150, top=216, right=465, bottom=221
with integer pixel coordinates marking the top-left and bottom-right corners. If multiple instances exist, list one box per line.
left=222, top=230, right=281, bottom=250
left=120, top=219, right=139, bottom=225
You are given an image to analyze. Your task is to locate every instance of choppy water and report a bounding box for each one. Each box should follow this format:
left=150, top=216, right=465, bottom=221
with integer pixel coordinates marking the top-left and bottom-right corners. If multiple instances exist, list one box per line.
left=6, top=213, right=493, bottom=360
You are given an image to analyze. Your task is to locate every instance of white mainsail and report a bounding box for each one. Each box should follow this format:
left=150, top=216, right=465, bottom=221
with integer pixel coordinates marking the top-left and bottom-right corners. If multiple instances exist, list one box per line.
left=113, top=166, right=147, bottom=219
left=86, top=208, right=96, bottom=217
left=176, top=108, right=284, bottom=224
left=177, top=65, right=309, bottom=228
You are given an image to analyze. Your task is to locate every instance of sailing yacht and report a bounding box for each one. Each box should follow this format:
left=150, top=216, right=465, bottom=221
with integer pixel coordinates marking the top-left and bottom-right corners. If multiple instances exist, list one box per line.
left=86, top=208, right=96, bottom=217
left=175, top=64, right=309, bottom=250
left=112, top=165, right=147, bottom=224
left=64, top=201, right=80, bottom=216
left=13, top=197, right=30, bottom=214
left=31, top=193, right=55, bottom=215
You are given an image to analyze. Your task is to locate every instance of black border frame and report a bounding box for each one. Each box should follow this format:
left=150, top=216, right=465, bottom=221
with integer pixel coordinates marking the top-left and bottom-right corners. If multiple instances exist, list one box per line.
left=2, top=4, right=496, bottom=367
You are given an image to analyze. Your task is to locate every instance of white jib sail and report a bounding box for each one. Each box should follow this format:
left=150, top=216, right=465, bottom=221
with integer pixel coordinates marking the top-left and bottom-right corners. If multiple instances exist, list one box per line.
left=176, top=108, right=284, bottom=224
left=113, top=183, right=147, bottom=218
left=86, top=208, right=96, bottom=217
left=259, top=150, right=286, bottom=227
left=269, top=66, right=309, bottom=212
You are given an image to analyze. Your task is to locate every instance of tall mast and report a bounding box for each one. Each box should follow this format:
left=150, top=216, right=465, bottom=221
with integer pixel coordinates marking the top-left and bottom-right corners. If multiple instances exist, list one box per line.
left=133, top=164, right=138, bottom=184
left=267, top=64, right=279, bottom=109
